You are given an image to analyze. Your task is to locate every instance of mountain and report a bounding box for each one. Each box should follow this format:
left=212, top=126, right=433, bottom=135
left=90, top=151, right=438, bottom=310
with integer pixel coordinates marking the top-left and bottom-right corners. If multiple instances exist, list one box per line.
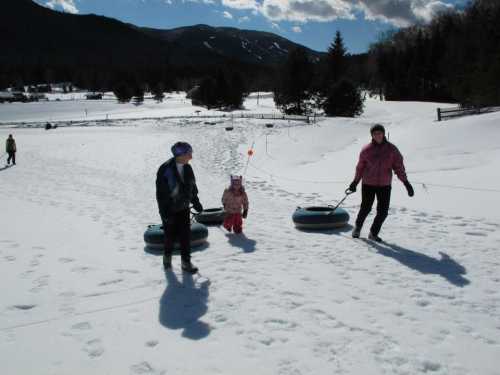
left=0, top=0, right=171, bottom=67
left=139, top=24, right=324, bottom=66
left=1, top=0, right=322, bottom=69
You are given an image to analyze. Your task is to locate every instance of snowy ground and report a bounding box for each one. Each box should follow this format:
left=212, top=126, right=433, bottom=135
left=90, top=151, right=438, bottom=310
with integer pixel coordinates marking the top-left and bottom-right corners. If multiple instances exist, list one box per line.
left=1, top=95, right=500, bottom=375
left=0, top=92, right=279, bottom=124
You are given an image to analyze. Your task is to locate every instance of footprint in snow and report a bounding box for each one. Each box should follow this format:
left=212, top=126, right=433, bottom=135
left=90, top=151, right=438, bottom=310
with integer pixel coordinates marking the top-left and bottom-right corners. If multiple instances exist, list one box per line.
left=84, top=338, right=105, bottom=358
left=72, top=322, right=92, bottom=330
left=10, top=304, right=36, bottom=311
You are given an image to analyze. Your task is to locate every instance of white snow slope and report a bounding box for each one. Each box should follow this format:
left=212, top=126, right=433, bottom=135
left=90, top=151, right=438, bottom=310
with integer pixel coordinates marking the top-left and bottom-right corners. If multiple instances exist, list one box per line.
left=1, top=96, right=499, bottom=375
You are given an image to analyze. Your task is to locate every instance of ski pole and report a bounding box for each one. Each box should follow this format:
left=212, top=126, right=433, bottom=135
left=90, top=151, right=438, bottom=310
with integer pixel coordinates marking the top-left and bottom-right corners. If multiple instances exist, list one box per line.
left=329, top=189, right=354, bottom=213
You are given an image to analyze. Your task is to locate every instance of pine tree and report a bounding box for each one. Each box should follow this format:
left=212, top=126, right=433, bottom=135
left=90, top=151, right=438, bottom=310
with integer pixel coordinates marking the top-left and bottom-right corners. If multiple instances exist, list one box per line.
left=132, top=84, right=145, bottom=105
left=323, top=79, right=364, bottom=117
left=227, top=71, right=247, bottom=109
left=326, top=31, right=347, bottom=86
left=274, top=48, right=313, bottom=115
left=113, top=82, right=133, bottom=103
left=151, top=83, right=165, bottom=103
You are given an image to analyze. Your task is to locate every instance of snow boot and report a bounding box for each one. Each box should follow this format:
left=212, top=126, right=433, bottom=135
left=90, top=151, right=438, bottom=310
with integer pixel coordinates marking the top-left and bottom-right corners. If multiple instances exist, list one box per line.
left=182, top=260, right=198, bottom=274
left=368, top=232, right=383, bottom=243
left=352, top=226, right=361, bottom=238
left=163, top=254, right=172, bottom=269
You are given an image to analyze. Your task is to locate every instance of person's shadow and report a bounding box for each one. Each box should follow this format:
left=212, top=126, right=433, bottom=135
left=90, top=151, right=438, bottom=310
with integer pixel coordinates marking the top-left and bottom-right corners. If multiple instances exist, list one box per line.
left=159, top=270, right=211, bottom=339
left=364, top=240, right=470, bottom=287
left=0, top=164, right=13, bottom=172
left=225, top=233, right=257, bottom=253
left=295, top=224, right=354, bottom=236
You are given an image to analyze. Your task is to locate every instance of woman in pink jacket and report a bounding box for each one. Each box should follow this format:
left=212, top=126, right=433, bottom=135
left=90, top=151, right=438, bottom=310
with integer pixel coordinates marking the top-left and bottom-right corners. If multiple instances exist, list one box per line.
left=349, top=124, right=414, bottom=242
left=222, top=175, right=249, bottom=234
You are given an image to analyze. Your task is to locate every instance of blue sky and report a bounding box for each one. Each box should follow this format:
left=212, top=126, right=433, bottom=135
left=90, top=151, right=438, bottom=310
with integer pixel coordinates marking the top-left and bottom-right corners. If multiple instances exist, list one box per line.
left=35, top=0, right=466, bottom=53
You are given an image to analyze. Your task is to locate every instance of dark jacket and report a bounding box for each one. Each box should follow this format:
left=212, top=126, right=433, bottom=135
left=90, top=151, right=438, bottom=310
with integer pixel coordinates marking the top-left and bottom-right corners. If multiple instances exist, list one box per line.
left=156, top=158, right=201, bottom=219
left=6, top=138, right=16, bottom=153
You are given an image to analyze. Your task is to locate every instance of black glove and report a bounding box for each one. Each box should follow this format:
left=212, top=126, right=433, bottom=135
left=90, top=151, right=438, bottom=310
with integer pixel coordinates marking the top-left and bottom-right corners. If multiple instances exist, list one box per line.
left=242, top=209, right=248, bottom=219
left=192, top=201, right=203, bottom=213
left=404, top=181, right=414, bottom=197
left=348, top=180, right=358, bottom=193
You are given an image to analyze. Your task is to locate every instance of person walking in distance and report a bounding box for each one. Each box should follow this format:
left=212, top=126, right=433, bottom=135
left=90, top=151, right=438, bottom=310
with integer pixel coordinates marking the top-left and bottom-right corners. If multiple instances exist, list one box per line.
left=349, top=124, right=414, bottom=242
left=5, top=134, right=16, bottom=165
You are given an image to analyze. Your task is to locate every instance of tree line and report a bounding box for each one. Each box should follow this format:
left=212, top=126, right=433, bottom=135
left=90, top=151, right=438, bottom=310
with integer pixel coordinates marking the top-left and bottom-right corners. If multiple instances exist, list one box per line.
left=2, top=0, right=498, bottom=113
left=369, top=0, right=500, bottom=106
left=273, top=31, right=365, bottom=117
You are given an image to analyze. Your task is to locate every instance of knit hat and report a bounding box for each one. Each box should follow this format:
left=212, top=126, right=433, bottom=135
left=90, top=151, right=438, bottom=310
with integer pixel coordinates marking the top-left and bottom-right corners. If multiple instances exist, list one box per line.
left=230, top=175, right=243, bottom=186
left=370, top=124, right=385, bottom=134
left=171, top=142, right=193, bottom=157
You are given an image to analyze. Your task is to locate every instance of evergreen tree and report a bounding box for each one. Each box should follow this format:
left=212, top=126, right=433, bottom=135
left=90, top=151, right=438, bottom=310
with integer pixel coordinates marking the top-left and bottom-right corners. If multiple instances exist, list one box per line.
left=132, top=84, right=145, bottom=105
left=274, top=48, right=314, bottom=115
left=151, top=83, right=165, bottom=103
left=323, top=79, right=364, bottom=117
left=227, top=70, right=247, bottom=109
left=192, top=76, right=218, bottom=109
left=113, top=82, right=133, bottom=103
left=326, top=31, right=347, bottom=86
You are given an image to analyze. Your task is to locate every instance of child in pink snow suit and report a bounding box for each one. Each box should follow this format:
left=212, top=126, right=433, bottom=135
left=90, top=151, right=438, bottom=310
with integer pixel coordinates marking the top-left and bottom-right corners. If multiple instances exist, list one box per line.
left=222, top=175, right=249, bottom=234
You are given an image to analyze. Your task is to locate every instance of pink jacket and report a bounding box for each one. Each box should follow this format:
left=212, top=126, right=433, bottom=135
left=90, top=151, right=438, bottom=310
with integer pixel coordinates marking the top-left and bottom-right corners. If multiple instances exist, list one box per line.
left=354, top=140, right=408, bottom=186
left=222, top=188, right=249, bottom=214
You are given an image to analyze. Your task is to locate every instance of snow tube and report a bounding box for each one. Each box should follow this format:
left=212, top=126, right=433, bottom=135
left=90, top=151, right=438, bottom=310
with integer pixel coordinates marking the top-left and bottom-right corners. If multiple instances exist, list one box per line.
left=144, top=222, right=208, bottom=251
left=292, top=206, right=350, bottom=229
left=195, top=207, right=225, bottom=225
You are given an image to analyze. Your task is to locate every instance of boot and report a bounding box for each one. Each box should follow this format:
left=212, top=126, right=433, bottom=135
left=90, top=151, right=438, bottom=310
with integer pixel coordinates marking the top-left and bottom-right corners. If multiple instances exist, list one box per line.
left=163, top=254, right=172, bottom=269
left=368, top=232, right=383, bottom=243
left=181, top=260, right=198, bottom=274
left=352, top=226, right=361, bottom=238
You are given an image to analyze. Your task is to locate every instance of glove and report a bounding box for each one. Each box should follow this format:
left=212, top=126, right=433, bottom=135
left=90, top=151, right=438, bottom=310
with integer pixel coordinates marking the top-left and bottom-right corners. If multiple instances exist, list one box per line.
left=348, top=180, right=358, bottom=193
left=242, top=209, right=248, bottom=219
left=192, top=201, right=203, bottom=213
left=404, top=181, right=414, bottom=197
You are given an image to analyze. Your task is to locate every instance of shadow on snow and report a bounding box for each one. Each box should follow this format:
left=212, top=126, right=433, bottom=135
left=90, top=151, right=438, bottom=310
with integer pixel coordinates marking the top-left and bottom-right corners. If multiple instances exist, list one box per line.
left=159, top=269, right=211, bottom=340
left=363, top=239, right=470, bottom=287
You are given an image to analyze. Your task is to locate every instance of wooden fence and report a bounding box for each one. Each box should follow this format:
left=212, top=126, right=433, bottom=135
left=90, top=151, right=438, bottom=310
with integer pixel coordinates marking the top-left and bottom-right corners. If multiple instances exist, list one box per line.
left=437, top=106, right=500, bottom=121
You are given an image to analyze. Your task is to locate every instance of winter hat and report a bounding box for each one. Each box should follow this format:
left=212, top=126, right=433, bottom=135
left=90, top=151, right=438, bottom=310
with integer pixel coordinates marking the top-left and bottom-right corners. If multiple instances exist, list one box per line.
left=171, top=141, right=193, bottom=157
left=370, top=124, right=385, bottom=134
left=230, top=175, right=243, bottom=186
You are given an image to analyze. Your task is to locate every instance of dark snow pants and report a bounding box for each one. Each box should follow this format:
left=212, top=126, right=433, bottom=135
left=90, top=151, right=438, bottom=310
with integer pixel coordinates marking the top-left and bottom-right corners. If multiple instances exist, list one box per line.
left=162, top=209, right=191, bottom=262
left=355, top=185, right=391, bottom=236
left=7, top=152, right=15, bottom=165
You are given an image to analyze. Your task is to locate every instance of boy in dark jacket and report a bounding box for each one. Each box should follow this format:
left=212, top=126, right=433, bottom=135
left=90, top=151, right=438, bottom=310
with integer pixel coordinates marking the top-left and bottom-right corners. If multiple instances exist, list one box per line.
left=156, top=142, right=203, bottom=273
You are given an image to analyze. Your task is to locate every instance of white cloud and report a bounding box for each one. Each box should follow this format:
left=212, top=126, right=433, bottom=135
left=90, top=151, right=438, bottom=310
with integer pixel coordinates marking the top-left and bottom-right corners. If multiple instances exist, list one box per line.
left=238, top=16, right=251, bottom=22
left=292, top=25, right=302, bottom=32
left=270, top=22, right=281, bottom=30
left=182, top=0, right=215, bottom=4
left=355, top=0, right=455, bottom=27
left=221, top=0, right=258, bottom=10
left=261, top=0, right=354, bottom=22
left=45, top=0, right=79, bottom=14
left=219, top=0, right=457, bottom=26
left=223, top=10, right=234, bottom=18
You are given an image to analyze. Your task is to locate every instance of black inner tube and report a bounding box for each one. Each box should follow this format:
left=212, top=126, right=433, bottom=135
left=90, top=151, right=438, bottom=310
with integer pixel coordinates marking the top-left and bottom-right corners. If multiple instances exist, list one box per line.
left=305, top=207, right=335, bottom=212
left=202, top=208, right=223, bottom=213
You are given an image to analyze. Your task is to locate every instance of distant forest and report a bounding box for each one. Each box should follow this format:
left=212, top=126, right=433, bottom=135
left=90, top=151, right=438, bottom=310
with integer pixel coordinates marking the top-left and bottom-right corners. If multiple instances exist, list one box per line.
left=367, top=0, right=500, bottom=106
left=1, top=0, right=498, bottom=108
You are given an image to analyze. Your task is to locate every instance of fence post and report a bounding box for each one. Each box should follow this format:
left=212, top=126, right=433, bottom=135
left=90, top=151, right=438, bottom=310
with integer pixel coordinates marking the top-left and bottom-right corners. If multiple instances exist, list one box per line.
left=437, top=108, right=442, bottom=122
